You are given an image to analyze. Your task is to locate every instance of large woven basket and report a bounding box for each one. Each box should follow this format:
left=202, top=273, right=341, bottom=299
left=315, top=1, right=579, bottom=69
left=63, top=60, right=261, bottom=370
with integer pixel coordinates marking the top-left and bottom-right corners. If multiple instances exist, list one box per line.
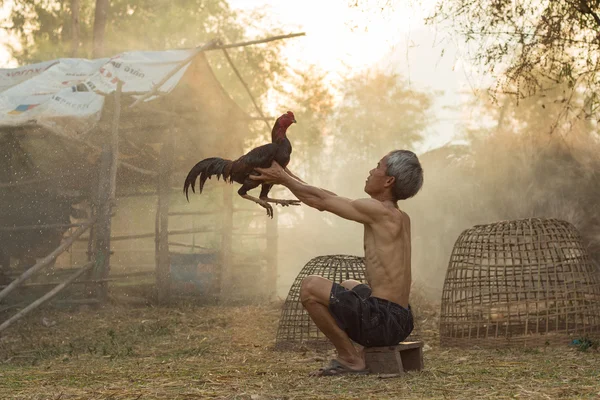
left=275, top=255, right=367, bottom=350
left=440, top=218, right=600, bottom=348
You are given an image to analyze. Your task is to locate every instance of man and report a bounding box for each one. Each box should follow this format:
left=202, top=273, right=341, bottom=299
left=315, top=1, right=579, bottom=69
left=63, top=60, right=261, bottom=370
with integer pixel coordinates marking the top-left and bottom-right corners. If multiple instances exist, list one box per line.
left=251, top=150, right=424, bottom=376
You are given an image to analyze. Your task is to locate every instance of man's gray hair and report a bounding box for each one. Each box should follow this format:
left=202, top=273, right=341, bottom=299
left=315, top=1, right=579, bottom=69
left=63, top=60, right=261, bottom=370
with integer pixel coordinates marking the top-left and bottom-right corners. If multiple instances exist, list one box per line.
left=386, top=150, right=424, bottom=200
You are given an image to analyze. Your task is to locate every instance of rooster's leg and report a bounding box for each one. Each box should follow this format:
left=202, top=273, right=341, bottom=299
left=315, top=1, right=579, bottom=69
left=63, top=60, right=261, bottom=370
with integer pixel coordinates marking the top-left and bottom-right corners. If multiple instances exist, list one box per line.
left=262, top=198, right=301, bottom=207
left=241, top=194, right=274, bottom=218
left=258, top=183, right=301, bottom=207
left=239, top=182, right=274, bottom=218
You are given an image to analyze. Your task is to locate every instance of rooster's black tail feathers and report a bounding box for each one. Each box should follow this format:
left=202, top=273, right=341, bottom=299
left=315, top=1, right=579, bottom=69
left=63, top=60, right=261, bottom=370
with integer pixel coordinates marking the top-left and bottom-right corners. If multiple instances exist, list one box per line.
left=183, top=157, right=233, bottom=201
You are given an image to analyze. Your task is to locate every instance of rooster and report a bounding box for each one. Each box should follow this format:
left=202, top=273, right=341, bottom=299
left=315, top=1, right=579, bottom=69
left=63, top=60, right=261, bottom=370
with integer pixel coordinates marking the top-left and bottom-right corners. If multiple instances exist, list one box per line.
left=184, top=111, right=300, bottom=218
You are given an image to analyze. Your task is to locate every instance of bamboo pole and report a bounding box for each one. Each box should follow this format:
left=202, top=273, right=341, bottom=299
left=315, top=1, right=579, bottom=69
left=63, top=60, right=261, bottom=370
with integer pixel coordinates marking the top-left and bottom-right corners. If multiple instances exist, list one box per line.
left=129, top=32, right=305, bottom=109
left=112, top=227, right=215, bottom=241
left=156, top=140, right=173, bottom=304
left=129, top=39, right=220, bottom=108
left=109, top=81, right=122, bottom=200
left=119, top=161, right=157, bottom=177
left=222, top=48, right=271, bottom=132
left=0, top=276, right=114, bottom=289
left=219, top=185, right=234, bottom=302
left=168, top=242, right=208, bottom=250
left=0, top=262, right=94, bottom=334
left=75, top=227, right=217, bottom=242
left=0, top=222, right=89, bottom=232
left=167, top=211, right=222, bottom=217
left=0, top=220, right=94, bottom=303
left=266, top=212, right=278, bottom=299
left=91, top=81, right=122, bottom=302
left=216, top=32, right=305, bottom=50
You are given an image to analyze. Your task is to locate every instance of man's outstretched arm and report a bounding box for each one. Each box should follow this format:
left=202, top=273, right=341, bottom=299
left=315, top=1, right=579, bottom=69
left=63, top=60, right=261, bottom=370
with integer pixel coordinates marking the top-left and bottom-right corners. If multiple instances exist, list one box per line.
left=251, top=162, right=386, bottom=224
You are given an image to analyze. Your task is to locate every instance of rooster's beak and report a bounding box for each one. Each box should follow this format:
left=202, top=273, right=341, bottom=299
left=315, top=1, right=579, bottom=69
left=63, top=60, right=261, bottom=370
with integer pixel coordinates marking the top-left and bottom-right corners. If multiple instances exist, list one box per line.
left=293, top=119, right=297, bottom=123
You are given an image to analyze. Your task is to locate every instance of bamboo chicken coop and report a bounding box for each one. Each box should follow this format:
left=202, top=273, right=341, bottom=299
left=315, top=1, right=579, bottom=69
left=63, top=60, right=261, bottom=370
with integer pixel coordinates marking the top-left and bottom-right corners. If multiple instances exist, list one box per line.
left=440, top=218, right=600, bottom=348
left=275, top=255, right=419, bottom=350
left=0, top=33, right=304, bottom=333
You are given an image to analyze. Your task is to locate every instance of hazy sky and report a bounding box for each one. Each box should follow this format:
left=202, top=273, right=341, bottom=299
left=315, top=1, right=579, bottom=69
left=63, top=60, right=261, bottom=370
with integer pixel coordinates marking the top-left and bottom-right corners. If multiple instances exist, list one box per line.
left=0, top=0, right=491, bottom=150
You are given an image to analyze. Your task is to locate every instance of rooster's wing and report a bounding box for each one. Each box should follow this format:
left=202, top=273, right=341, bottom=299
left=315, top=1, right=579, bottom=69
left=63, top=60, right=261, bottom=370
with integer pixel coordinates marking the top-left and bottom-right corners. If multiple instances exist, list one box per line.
left=228, top=143, right=278, bottom=182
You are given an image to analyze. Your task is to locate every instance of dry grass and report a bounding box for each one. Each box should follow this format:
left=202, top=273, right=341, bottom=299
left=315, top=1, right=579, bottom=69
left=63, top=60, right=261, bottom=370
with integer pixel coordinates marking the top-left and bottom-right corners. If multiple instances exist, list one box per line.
left=0, top=301, right=599, bottom=400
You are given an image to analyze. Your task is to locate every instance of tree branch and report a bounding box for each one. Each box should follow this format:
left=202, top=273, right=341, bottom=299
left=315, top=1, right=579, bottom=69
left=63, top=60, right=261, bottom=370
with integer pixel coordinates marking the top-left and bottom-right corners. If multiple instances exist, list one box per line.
left=574, top=0, right=600, bottom=29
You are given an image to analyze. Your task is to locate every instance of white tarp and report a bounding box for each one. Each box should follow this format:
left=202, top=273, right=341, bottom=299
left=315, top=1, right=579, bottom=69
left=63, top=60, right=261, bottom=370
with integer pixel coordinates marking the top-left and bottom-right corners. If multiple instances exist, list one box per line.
left=0, top=49, right=196, bottom=137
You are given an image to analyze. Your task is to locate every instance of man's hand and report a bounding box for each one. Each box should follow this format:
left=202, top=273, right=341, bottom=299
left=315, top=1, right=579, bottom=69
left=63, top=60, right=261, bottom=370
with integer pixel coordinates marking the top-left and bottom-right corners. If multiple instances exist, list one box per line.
left=250, top=161, right=287, bottom=184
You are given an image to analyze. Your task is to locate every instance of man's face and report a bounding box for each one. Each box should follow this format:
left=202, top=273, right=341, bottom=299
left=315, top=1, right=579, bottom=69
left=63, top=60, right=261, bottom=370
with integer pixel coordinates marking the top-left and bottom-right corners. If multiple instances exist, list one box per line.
left=364, top=155, right=392, bottom=195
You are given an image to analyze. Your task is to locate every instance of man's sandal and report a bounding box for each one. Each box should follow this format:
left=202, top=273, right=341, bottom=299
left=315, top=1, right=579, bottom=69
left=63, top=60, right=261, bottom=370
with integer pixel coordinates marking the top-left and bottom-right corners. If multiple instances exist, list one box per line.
left=311, top=359, right=369, bottom=377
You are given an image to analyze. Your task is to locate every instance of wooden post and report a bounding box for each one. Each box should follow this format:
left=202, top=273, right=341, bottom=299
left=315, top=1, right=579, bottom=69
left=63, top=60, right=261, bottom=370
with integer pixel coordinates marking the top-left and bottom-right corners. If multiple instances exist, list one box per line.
left=93, top=146, right=112, bottom=301
left=109, top=81, right=122, bottom=200
left=266, top=210, right=278, bottom=300
left=155, top=140, right=173, bottom=304
left=93, top=80, right=122, bottom=301
left=219, top=184, right=234, bottom=302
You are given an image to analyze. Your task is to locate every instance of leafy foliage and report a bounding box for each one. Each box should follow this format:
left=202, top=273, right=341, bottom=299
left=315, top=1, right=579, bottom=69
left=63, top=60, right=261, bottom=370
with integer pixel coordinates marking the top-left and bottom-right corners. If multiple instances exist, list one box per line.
left=427, top=0, right=600, bottom=116
left=334, top=69, right=432, bottom=166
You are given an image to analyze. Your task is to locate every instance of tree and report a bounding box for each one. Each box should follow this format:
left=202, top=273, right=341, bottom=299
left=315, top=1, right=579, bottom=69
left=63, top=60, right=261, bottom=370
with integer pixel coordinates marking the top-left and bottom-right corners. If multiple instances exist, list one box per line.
left=427, top=0, right=600, bottom=117
left=333, top=69, right=432, bottom=175
left=70, top=0, right=80, bottom=57
left=274, top=65, right=335, bottom=182
left=92, top=0, right=108, bottom=58
left=1, top=0, right=288, bottom=113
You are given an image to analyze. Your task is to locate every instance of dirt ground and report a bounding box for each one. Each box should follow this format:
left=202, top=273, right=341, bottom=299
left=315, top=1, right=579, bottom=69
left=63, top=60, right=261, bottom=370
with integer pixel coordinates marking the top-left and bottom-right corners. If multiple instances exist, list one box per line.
left=1, top=301, right=599, bottom=400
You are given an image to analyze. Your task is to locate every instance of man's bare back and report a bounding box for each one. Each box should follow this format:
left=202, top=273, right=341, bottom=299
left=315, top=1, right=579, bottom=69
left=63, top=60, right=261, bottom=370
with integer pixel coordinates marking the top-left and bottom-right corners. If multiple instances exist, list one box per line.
left=363, top=206, right=411, bottom=308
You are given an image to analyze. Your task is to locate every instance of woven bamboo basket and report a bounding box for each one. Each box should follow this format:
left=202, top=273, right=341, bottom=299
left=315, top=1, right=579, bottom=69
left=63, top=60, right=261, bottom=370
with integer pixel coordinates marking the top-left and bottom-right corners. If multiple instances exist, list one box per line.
left=440, top=218, right=600, bottom=348
left=275, top=254, right=419, bottom=350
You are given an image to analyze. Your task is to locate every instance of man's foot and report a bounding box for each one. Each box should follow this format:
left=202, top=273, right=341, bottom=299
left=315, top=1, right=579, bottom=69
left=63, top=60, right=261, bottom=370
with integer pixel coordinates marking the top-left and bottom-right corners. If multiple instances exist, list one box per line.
left=310, top=359, right=368, bottom=377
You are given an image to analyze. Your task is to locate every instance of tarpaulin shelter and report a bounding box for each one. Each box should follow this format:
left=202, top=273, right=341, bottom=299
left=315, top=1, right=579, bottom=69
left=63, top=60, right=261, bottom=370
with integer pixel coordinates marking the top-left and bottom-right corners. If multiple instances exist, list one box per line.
left=0, top=33, right=304, bottom=333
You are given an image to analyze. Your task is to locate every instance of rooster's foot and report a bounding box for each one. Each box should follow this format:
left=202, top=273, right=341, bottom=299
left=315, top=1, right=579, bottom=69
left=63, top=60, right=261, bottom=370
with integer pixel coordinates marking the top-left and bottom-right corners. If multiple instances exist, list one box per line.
left=262, top=198, right=301, bottom=207
left=262, top=201, right=274, bottom=218
left=241, top=194, right=274, bottom=218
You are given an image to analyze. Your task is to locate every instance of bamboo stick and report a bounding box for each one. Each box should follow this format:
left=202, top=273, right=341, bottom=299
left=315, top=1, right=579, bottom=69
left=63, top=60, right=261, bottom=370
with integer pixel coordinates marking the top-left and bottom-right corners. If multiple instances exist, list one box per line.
left=219, top=185, right=234, bottom=302
left=215, top=32, right=305, bottom=50
left=0, top=262, right=94, bottom=333
left=111, top=227, right=215, bottom=241
left=167, top=210, right=222, bottom=216
left=168, top=241, right=209, bottom=250
left=109, top=81, right=123, bottom=201
left=221, top=48, right=271, bottom=132
left=0, top=222, right=89, bottom=232
left=156, top=139, right=172, bottom=304
left=129, top=32, right=305, bottom=109
left=266, top=210, right=278, bottom=299
left=0, top=220, right=94, bottom=303
left=119, top=160, right=157, bottom=176
left=0, top=277, right=115, bottom=289
left=129, top=39, right=220, bottom=108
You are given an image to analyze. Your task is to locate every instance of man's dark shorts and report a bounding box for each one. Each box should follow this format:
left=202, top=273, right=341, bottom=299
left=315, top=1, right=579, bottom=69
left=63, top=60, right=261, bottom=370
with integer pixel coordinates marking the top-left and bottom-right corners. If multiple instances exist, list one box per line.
left=328, top=282, right=414, bottom=347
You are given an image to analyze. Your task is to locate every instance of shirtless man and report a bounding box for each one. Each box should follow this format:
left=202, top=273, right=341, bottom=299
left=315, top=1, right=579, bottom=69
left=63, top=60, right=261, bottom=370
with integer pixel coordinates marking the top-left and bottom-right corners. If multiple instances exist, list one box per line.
left=251, top=150, right=423, bottom=376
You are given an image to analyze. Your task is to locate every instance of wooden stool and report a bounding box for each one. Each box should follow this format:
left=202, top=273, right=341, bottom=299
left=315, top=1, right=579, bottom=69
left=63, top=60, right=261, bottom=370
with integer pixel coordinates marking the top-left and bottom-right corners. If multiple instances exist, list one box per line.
left=364, top=341, right=424, bottom=375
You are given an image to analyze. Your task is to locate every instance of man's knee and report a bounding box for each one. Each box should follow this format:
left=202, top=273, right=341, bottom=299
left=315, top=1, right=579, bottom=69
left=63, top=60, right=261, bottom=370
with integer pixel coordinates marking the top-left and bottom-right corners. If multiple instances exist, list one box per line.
left=340, top=279, right=362, bottom=290
left=300, top=275, right=333, bottom=305
left=300, top=275, right=320, bottom=303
